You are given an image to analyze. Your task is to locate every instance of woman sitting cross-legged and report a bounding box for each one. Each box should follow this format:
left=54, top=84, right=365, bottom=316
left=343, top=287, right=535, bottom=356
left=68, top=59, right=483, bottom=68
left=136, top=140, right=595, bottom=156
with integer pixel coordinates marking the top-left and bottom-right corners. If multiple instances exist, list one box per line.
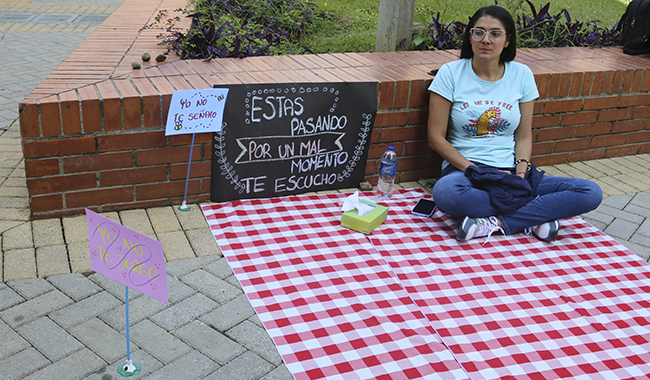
left=427, top=5, right=602, bottom=243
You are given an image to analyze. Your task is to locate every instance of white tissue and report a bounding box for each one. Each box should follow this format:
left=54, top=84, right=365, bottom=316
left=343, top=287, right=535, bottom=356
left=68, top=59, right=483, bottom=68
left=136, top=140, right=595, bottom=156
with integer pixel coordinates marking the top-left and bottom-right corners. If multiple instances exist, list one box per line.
left=341, top=191, right=375, bottom=217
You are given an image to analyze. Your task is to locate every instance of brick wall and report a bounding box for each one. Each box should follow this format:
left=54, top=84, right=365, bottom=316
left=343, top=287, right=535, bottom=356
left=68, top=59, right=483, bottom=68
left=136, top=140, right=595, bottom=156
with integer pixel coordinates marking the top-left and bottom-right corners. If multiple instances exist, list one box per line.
left=17, top=2, right=650, bottom=219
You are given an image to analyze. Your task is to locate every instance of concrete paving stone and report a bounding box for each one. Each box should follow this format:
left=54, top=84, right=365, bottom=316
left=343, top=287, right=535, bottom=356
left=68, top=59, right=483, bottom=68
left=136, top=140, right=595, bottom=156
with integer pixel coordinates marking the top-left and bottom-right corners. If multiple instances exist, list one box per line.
left=614, top=173, right=650, bottom=192
left=130, top=319, right=192, bottom=364
left=0, top=348, right=50, bottom=380
left=173, top=204, right=209, bottom=230
left=2, top=221, right=33, bottom=250
left=0, top=176, right=27, bottom=187
left=147, top=207, right=182, bottom=234
left=583, top=160, right=622, bottom=177
left=84, top=349, right=163, bottom=380
left=599, top=158, right=631, bottom=173
left=166, top=255, right=220, bottom=278
left=0, top=195, right=29, bottom=208
left=0, top=206, right=30, bottom=221
left=141, top=351, right=219, bottom=380
left=173, top=320, right=245, bottom=364
left=204, top=351, right=275, bottom=380
left=556, top=162, right=605, bottom=179
left=47, top=272, right=102, bottom=301
left=149, top=293, right=218, bottom=331
left=62, top=214, right=90, bottom=244
left=36, top=244, right=70, bottom=277
left=49, top=290, right=122, bottom=329
left=604, top=218, right=640, bottom=241
left=248, top=313, right=263, bottom=328
left=555, top=164, right=593, bottom=180
left=203, top=257, right=234, bottom=279
left=581, top=209, right=615, bottom=225
left=638, top=219, right=650, bottom=237
left=582, top=217, right=608, bottom=232
left=158, top=230, right=196, bottom=261
left=185, top=227, right=222, bottom=257
left=88, top=272, right=143, bottom=302
left=69, top=317, right=137, bottom=363
left=611, top=156, right=648, bottom=173
left=181, top=269, right=242, bottom=304
left=0, top=220, right=22, bottom=234
left=16, top=316, right=84, bottom=362
left=226, top=320, right=282, bottom=365
left=630, top=232, right=650, bottom=250
left=226, top=274, right=243, bottom=289
left=22, top=348, right=106, bottom=380
left=118, top=209, right=156, bottom=239
left=100, top=294, right=167, bottom=331
left=601, top=193, right=634, bottom=209
left=599, top=176, right=639, bottom=194
left=0, top=289, right=72, bottom=328
left=623, top=203, right=650, bottom=218
left=0, top=169, right=11, bottom=182
left=0, top=319, right=30, bottom=360
left=630, top=191, right=650, bottom=208
left=68, top=241, right=92, bottom=273
left=201, top=294, right=256, bottom=332
left=594, top=204, right=645, bottom=224
left=0, top=286, right=25, bottom=312
left=260, top=364, right=294, bottom=380
left=166, top=273, right=198, bottom=304
left=0, top=185, right=29, bottom=197
left=7, top=276, right=54, bottom=299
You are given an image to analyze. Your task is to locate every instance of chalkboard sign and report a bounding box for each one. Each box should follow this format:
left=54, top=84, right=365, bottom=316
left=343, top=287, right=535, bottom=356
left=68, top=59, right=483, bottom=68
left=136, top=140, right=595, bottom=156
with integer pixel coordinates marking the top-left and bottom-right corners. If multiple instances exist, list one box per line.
left=211, top=82, right=377, bottom=202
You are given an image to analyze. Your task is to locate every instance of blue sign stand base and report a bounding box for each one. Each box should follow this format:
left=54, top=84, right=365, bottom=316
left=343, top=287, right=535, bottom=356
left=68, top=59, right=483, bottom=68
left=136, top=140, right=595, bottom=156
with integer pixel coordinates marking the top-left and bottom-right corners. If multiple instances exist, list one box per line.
left=117, top=361, right=141, bottom=377
left=178, top=201, right=190, bottom=211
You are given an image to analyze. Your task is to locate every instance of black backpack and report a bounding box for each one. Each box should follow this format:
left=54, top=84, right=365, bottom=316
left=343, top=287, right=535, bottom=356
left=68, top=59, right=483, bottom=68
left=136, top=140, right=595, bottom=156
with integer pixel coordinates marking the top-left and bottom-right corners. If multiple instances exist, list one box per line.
left=619, top=0, right=650, bottom=55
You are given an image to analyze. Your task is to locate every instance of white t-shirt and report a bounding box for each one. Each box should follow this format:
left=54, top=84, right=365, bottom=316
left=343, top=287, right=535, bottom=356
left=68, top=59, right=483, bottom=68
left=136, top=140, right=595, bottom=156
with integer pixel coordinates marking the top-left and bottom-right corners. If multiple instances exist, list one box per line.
left=428, top=58, right=539, bottom=169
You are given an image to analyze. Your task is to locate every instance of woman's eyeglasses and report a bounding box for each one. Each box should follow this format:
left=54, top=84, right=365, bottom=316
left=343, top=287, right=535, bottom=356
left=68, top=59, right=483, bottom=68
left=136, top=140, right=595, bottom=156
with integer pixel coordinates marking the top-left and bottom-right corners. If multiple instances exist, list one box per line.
left=470, top=28, right=505, bottom=42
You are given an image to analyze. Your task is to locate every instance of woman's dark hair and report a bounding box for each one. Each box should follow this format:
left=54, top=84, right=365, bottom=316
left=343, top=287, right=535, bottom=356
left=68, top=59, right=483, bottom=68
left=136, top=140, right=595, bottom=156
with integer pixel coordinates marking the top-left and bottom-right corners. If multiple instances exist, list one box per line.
left=460, top=6, right=517, bottom=63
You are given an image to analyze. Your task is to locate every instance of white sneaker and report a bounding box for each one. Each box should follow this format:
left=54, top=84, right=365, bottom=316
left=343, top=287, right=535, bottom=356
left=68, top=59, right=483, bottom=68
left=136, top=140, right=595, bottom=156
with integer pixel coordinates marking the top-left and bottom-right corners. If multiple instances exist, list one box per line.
left=524, top=220, right=560, bottom=242
left=456, top=216, right=504, bottom=243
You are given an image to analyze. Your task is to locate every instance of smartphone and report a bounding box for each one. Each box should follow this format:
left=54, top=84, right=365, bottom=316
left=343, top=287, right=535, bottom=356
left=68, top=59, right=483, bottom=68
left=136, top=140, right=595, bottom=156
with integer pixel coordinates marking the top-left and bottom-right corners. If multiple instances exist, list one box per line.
left=411, top=198, right=437, bottom=217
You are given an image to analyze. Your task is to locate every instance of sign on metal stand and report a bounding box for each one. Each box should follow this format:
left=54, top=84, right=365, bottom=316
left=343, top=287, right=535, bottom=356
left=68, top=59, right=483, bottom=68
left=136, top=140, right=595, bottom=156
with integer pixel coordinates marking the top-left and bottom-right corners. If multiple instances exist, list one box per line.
left=86, top=209, right=169, bottom=376
left=165, top=88, right=229, bottom=211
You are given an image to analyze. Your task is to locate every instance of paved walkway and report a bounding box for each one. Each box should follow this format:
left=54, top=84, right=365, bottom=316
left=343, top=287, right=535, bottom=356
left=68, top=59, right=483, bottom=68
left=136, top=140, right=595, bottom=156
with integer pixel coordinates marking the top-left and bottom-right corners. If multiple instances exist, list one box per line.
left=0, top=0, right=124, bottom=134
left=2, top=0, right=650, bottom=379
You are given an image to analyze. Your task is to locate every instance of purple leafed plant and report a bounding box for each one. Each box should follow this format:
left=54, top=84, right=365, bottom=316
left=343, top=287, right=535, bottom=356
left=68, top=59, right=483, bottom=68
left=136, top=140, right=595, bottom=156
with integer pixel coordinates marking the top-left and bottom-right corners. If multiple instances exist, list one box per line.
left=412, top=1, right=621, bottom=51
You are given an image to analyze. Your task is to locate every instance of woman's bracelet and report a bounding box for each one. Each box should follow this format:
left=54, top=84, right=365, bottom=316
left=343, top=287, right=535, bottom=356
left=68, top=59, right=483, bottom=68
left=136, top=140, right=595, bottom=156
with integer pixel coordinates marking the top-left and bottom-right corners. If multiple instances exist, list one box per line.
left=514, top=158, right=531, bottom=172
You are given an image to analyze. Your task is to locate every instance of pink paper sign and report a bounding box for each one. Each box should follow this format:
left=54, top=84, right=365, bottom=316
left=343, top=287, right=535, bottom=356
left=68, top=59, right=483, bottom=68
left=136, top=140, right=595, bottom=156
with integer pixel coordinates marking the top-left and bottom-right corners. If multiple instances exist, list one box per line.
left=86, top=209, right=168, bottom=304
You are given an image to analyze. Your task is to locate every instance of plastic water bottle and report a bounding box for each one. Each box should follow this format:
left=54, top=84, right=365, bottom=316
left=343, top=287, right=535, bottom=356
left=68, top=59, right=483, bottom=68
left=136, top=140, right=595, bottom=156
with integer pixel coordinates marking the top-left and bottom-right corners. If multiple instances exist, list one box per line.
left=377, top=146, right=397, bottom=199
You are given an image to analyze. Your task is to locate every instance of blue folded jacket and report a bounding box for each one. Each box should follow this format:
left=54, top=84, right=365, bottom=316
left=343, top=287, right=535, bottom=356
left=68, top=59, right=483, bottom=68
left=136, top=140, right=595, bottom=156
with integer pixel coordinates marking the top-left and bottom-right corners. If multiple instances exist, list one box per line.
left=464, top=163, right=545, bottom=214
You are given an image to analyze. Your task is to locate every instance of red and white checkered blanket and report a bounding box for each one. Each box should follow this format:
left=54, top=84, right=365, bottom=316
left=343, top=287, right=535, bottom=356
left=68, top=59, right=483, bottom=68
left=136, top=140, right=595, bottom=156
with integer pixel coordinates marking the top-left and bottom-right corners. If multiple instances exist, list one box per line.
left=202, top=188, right=650, bottom=379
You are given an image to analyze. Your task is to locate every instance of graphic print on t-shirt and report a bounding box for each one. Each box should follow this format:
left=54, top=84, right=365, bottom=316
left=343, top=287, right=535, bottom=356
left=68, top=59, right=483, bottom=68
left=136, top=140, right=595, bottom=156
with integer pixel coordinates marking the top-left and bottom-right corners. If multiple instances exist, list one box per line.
left=462, top=105, right=511, bottom=138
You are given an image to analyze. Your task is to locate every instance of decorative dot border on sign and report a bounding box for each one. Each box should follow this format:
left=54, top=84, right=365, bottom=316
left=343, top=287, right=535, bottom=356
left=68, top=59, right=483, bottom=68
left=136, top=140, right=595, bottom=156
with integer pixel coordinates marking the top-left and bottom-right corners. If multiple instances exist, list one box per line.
left=214, top=123, right=247, bottom=194
left=243, top=85, right=339, bottom=125
left=337, top=113, right=372, bottom=182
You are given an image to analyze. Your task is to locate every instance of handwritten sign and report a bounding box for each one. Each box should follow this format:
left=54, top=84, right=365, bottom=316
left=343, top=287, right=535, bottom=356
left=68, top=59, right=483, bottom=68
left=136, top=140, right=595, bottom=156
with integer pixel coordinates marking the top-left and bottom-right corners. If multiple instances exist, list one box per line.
left=165, top=88, right=229, bottom=136
left=211, top=82, right=377, bottom=202
left=86, top=209, right=168, bottom=304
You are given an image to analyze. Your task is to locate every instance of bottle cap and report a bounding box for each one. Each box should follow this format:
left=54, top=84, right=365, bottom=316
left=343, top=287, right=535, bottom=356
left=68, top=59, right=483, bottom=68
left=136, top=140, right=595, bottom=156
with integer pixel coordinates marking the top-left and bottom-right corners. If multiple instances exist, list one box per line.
left=388, top=146, right=395, bottom=151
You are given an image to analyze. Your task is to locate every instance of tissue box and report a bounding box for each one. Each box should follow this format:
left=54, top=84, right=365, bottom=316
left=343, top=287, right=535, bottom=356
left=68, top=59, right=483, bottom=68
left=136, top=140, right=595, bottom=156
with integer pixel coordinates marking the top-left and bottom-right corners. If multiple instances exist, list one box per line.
left=341, top=200, right=388, bottom=234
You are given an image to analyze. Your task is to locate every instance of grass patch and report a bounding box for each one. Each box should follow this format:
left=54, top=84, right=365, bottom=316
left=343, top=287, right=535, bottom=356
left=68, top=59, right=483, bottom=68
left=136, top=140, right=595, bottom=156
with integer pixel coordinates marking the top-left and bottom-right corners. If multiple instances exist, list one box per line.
left=300, top=0, right=631, bottom=53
